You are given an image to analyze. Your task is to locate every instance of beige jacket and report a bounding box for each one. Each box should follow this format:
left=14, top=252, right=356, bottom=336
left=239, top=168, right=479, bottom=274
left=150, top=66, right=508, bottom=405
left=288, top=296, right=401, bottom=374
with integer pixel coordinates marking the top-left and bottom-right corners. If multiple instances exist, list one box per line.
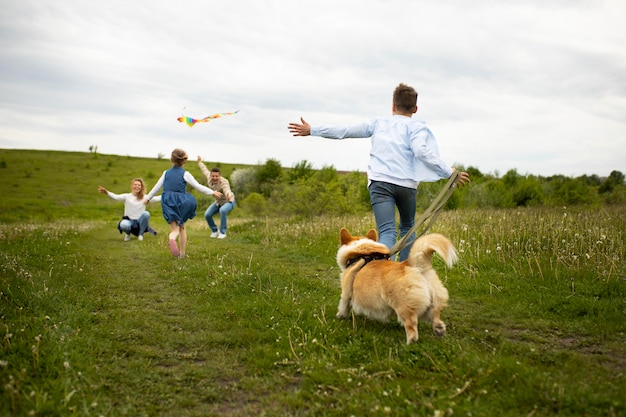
left=198, top=161, right=235, bottom=206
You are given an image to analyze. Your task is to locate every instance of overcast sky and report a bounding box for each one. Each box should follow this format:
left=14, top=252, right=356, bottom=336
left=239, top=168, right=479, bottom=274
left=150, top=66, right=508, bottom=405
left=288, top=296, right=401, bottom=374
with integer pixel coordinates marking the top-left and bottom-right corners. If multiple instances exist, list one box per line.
left=1, top=0, right=625, bottom=178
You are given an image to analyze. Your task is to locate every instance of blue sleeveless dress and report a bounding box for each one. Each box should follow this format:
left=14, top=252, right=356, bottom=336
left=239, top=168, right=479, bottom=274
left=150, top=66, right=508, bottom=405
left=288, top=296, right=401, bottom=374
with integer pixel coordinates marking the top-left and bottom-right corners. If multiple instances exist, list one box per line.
left=161, top=166, right=197, bottom=225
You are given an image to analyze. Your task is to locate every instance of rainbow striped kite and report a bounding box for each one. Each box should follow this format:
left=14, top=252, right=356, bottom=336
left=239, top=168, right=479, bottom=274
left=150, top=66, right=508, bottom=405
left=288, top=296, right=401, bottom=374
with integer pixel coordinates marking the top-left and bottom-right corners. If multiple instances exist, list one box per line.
left=177, top=110, right=239, bottom=127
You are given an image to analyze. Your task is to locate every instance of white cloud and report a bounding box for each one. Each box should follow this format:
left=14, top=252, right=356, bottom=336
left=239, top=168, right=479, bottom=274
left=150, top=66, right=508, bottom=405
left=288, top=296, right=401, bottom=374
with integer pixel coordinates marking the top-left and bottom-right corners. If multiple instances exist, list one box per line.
left=1, top=0, right=625, bottom=177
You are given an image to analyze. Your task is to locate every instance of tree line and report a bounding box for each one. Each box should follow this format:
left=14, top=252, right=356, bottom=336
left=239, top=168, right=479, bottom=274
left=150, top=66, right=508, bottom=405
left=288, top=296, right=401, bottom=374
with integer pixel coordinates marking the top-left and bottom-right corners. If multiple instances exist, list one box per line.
left=207, top=159, right=625, bottom=217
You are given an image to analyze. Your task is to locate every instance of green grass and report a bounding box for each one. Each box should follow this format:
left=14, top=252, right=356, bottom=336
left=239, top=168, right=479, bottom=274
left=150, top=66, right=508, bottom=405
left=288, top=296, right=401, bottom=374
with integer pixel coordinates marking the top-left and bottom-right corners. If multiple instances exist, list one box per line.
left=1, top=150, right=625, bottom=416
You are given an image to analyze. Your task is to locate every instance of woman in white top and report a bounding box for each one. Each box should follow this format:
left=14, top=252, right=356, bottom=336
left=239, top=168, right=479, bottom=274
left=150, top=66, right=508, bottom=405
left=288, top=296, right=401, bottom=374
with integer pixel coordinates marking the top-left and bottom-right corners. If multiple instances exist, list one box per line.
left=98, top=178, right=161, bottom=241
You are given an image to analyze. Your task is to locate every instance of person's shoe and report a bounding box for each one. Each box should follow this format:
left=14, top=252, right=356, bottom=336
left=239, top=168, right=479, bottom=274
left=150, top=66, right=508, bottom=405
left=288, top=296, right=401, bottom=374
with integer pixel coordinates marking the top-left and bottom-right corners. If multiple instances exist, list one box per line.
left=168, top=239, right=180, bottom=257
left=138, top=235, right=144, bottom=241
left=124, top=234, right=131, bottom=241
left=210, top=231, right=219, bottom=238
left=218, top=233, right=227, bottom=239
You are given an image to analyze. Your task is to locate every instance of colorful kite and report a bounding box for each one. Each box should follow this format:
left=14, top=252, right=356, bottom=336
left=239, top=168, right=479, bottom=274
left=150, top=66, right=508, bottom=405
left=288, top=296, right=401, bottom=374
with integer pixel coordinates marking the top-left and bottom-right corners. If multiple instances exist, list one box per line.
left=177, top=110, right=239, bottom=127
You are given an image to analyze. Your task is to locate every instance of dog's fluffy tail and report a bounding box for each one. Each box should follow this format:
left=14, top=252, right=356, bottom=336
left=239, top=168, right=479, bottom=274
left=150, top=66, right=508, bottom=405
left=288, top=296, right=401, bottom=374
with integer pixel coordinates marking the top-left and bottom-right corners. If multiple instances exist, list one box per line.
left=406, top=233, right=458, bottom=271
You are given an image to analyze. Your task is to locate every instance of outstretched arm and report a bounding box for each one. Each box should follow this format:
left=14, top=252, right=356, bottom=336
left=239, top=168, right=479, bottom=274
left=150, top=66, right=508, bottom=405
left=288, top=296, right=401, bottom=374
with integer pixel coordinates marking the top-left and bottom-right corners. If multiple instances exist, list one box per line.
left=98, top=186, right=125, bottom=201
left=145, top=172, right=165, bottom=202
left=184, top=171, right=223, bottom=198
left=288, top=117, right=311, bottom=136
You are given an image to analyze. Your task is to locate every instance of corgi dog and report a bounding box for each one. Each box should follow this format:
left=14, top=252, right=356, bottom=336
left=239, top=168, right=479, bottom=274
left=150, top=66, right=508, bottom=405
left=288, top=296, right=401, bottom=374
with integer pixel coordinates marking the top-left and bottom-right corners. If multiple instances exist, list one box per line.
left=336, top=228, right=458, bottom=344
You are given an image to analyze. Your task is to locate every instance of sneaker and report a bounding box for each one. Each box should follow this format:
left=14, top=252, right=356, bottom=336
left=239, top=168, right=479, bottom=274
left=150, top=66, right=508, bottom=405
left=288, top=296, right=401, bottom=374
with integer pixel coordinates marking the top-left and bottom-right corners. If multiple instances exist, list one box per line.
left=210, top=231, right=219, bottom=238
left=218, top=233, right=227, bottom=239
left=124, top=234, right=131, bottom=241
left=138, top=235, right=144, bottom=241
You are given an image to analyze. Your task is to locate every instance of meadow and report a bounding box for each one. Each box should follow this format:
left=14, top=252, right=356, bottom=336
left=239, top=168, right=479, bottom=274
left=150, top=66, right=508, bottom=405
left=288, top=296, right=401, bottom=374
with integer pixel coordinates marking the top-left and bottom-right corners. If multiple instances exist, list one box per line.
left=1, top=149, right=625, bottom=416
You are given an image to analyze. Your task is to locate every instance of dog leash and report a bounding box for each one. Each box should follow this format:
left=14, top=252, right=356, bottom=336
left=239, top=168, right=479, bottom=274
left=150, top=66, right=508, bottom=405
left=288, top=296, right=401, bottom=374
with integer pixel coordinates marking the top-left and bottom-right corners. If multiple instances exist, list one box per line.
left=387, top=170, right=461, bottom=259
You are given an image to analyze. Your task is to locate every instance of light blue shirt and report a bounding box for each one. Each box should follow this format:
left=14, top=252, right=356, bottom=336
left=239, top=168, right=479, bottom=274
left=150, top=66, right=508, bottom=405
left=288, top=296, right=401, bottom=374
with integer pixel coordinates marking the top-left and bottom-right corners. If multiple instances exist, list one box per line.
left=310, top=115, right=453, bottom=188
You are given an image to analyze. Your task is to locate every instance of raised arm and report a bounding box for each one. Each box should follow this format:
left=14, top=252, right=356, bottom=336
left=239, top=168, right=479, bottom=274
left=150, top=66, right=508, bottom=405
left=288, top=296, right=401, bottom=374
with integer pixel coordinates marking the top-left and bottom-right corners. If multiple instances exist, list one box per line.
left=197, top=155, right=211, bottom=179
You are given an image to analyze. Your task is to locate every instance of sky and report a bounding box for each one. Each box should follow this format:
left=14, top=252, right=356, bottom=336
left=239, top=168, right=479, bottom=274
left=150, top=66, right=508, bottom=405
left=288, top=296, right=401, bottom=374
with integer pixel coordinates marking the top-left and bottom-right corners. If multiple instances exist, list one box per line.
left=1, top=0, right=625, bottom=178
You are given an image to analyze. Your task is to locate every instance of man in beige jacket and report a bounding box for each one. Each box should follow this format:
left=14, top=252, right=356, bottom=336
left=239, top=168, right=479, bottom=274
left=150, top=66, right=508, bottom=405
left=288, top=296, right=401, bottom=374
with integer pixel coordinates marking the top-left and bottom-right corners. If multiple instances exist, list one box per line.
left=197, top=156, right=236, bottom=239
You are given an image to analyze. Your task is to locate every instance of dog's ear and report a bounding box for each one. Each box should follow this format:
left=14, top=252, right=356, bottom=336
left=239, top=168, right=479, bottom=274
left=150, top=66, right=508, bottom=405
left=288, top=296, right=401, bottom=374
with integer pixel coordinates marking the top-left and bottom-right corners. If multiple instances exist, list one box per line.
left=340, top=228, right=352, bottom=245
left=366, top=229, right=378, bottom=241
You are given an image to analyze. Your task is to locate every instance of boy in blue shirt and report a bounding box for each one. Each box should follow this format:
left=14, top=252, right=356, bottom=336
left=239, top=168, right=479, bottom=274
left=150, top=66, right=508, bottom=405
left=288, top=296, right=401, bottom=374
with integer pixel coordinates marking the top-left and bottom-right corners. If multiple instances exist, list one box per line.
left=288, top=83, right=470, bottom=261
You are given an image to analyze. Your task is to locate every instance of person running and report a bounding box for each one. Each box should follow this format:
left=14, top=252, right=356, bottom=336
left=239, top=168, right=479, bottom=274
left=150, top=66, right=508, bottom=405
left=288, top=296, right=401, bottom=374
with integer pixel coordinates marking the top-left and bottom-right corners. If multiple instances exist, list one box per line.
left=145, top=148, right=222, bottom=258
left=288, top=83, right=470, bottom=261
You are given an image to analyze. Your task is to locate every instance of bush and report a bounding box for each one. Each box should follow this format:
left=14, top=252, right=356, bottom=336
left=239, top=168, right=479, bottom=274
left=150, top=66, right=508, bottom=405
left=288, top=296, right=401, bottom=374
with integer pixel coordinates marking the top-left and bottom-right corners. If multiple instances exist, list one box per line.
left=239, top=192, right=267, bottom=216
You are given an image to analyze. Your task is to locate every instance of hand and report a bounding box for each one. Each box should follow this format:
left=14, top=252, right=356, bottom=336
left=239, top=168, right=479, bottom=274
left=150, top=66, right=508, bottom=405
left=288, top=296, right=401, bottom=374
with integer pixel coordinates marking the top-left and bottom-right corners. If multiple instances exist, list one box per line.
left=453, top=170, right=470, bottom=187
left=97, top=186, right=108, bottom=194
left=214, top=191, right=223, bottom=199
left=288, top=117, right=311, bottom=136
left=197, top=155, right=202, bottom=163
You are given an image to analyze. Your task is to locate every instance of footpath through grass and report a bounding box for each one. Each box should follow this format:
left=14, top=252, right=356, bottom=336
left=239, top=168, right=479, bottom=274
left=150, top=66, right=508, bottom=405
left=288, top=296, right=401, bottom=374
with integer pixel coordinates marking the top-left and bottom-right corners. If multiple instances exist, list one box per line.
left=1, top=207, right=625, bottom=416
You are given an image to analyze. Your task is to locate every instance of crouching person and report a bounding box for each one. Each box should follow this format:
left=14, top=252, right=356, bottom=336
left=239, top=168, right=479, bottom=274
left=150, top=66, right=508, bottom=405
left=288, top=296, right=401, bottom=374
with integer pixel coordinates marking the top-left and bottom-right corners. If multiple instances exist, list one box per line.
left=98, top=178, right=161, bottom=241
left=197, top=156, right=236, bottom=239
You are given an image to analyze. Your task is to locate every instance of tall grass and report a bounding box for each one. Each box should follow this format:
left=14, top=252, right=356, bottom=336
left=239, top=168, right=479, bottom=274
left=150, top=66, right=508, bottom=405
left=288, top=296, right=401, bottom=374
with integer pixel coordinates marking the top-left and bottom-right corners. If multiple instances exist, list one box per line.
left=1, top=207, right=624, bottom=416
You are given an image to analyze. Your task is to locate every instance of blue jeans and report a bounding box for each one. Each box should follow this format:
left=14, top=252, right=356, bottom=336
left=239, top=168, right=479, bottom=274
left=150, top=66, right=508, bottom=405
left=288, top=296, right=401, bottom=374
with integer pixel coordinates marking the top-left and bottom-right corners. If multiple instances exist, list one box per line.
left=368, top=181, right=417, bottom=261
left=204, top=201, right=236, bottom=234
left=118, top=212, right=151, bottom=236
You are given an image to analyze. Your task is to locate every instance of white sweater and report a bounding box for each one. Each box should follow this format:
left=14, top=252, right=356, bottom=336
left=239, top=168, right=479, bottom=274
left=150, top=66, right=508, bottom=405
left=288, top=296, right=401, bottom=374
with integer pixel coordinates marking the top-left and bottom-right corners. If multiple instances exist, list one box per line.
left=106, top=192, right=161, bottom=220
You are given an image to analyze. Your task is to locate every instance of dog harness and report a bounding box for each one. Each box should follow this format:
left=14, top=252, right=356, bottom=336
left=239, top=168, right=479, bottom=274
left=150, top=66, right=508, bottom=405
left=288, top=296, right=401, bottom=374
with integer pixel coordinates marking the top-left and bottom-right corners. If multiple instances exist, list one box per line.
left=345, top=253, right=390, bottom=268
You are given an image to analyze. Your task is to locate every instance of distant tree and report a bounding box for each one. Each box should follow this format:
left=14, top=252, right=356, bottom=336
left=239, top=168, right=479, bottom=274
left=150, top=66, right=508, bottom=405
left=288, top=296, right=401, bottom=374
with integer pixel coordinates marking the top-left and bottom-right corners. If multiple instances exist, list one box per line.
left=257, top=158, right=283, bottom=197
left=257, top=159, right=282, bottom=183
left=599, top=170, right=625, bottom=193
left=546, top=176, right=594, bottom=205
left=512, top=176, right=544, bottom=206
left=240, top=192, right=267, bottom=216
left=230, top=167, right=258, bottom=198
left=288, top=160, right=315, bottom=182
left=465, top=165, right=484, bottom=181
left=269, top=170, right=370, bottom=217
left=480, top=179, right=515, bottom=208
left=502, top=169, right=521, bottom=187
left=578, top=174, right=602, bottom=186
left=315, top=165, right=339, bottom=184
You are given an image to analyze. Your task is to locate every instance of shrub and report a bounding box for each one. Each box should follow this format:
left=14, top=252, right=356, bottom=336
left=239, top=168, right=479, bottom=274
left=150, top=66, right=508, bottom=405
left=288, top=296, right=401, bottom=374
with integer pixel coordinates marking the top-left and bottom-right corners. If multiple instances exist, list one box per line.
left=240, top=192, right=267, bottom=216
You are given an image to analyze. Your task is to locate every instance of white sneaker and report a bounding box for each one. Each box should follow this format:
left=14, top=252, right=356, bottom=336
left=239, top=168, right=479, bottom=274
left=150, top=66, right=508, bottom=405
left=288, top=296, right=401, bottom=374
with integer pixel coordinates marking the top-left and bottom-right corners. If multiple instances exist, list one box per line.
left=218, top=233, right=226, bottom=239
left=138, top=235, right=144, bottom=241
left=210, top=231, right=219, bottom=238
left=124, top=234, right=131, bottom=241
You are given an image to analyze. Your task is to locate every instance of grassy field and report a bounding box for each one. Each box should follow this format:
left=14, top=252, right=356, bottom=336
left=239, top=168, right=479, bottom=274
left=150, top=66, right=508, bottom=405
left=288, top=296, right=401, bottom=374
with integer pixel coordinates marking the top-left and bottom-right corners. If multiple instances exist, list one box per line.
left=1, top=150, right=625, bottom=416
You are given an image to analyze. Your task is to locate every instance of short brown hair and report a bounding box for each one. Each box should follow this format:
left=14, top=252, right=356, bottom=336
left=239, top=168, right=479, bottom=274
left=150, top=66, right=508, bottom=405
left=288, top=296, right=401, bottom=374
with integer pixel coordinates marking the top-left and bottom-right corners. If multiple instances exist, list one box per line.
left=393, top=83, right=418, bottom=113
left=170, top=148, right=188, bottom=166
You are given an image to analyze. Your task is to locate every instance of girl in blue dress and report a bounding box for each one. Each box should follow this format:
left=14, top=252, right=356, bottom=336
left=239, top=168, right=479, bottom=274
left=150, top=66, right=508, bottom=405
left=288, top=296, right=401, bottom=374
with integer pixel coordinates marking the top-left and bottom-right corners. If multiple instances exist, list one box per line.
left=146, top=148, right=223, bottom=258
